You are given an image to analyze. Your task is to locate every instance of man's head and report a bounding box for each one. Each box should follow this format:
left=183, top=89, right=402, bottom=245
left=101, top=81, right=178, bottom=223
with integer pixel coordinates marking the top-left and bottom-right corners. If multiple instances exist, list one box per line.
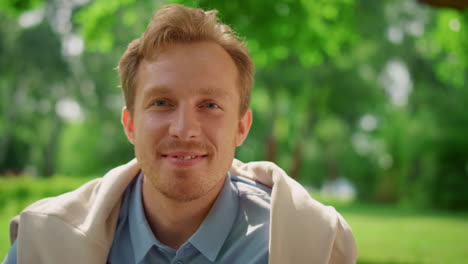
left=118, top=4, right=253, bottom=202
left=118, top=4, right=254, bottom=116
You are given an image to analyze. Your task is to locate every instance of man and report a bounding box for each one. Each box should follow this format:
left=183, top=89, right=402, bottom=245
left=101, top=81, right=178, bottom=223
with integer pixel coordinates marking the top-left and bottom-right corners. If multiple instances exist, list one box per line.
left=3, top=4, right=356, bottom=264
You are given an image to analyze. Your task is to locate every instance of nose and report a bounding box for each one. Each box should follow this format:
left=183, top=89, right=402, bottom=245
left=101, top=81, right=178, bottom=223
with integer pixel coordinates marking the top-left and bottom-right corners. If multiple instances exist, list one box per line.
left=169, top=105, right=201, bottom=140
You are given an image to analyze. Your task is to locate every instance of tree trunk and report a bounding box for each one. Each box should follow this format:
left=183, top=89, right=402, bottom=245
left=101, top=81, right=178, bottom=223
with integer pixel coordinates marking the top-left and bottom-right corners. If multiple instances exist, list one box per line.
left=325, top=157, right=339, bottom=182
left=266, top=133, right=277, bottom=162
left=0, top=79, right=20, bottom=173
left=42, top=113, right=63, bottom=177
left=289, top=140, right=303, bottom=179
left=289, top=113, right=316, bottom=179
left=265, top=86, right=278, bottom=163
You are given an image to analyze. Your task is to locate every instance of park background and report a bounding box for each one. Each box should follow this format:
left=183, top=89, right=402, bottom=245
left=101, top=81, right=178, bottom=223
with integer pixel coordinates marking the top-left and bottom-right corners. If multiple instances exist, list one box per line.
left=1, top=0, right=467, bottom=263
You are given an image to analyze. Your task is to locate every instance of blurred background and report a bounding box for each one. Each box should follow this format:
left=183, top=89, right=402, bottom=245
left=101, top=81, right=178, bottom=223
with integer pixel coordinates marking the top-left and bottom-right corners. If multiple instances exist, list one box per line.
left=1, top=0, right=467, bottom=263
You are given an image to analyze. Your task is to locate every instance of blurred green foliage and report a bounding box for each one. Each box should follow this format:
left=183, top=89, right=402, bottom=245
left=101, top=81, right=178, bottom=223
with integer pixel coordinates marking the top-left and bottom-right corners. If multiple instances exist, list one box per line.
left=0, top=0, right=42, bottom=16
left=0, top=0, right=467, bottom=210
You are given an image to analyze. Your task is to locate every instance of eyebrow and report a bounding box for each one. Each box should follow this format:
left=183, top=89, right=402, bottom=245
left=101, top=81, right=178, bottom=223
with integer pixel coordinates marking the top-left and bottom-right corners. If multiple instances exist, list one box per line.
left=197, top=87, right=230, bottom=98
left=142, top=86, right=230, bottom=98
left=142, top=86, right=171, bottom=97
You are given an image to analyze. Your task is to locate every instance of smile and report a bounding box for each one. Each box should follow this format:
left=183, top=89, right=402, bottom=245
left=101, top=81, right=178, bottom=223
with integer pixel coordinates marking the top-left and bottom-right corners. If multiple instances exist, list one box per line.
left=176, top=155, right=196, bottom=160
left=161, top=152, right=208, bottom=167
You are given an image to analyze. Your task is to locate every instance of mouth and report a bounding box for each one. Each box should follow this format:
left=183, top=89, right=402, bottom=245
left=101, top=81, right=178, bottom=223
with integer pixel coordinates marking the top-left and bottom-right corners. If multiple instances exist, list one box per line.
left=161, top=152, right=208, bottom=167
left=173, top=155, right=197, bottom=160
left=162, top=154, right=208, bottom=159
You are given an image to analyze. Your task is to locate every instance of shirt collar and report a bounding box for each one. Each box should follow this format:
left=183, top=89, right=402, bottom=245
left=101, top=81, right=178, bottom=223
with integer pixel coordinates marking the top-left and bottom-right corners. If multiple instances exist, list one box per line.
left=189, top=173, right=239, bottom=262
left=128, top=172, right=239, bottom=263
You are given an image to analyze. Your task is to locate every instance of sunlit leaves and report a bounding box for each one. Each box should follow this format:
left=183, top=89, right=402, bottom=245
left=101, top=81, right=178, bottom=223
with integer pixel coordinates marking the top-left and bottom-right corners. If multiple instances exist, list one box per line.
left=422, top=9, right=467, bottom=88
left=0, top=0, right=43, bottom=16
left=74, top=0, right=136, bottom=52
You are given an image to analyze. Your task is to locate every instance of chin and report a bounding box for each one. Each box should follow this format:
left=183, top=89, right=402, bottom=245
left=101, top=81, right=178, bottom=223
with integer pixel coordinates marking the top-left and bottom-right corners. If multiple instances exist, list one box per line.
left=157, top=182, right=207, bottom=202
left=155, top=169, right=225, bottom=202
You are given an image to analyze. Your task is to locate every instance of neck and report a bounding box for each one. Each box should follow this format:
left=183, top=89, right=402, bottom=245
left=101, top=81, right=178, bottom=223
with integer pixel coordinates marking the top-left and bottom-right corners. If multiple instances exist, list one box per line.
left=141, top=176, right=225, bottom=249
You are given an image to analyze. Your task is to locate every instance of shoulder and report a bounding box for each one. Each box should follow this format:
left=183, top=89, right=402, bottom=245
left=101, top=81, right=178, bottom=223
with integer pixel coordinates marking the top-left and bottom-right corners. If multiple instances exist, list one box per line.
left=230, top=174, right=271, bottom=210
left=230, top=159, right=357, bottom=262
left=20, top=177, right=103, bottom=217
left=10, top=160, right=140, bottom=244
left=18, top=159, right=140, bottom=218
left=2, top=240, right=17, bottom=264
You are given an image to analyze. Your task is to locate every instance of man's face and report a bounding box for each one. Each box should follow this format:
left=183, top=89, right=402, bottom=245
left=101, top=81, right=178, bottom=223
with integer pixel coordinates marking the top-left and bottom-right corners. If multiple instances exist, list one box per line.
left=122, top=41, right=252, bottom=201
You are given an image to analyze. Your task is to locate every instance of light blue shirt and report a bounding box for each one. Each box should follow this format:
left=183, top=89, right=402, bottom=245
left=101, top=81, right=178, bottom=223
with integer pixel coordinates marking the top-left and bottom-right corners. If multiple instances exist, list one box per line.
left=2, top=172, right=271, bottom=264
left=108, top=172, right=271, bottom=264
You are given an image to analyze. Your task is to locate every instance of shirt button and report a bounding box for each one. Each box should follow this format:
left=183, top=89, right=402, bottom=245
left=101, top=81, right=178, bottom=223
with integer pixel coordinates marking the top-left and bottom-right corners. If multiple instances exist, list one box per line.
left=175, top=261, right=183, bottom=264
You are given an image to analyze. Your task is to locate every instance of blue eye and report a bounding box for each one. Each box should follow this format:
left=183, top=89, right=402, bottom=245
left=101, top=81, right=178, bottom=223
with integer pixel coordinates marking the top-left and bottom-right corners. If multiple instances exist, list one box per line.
left=153, top=100, right=170, bottom=106
left=205, top=102, right=219, bottom=108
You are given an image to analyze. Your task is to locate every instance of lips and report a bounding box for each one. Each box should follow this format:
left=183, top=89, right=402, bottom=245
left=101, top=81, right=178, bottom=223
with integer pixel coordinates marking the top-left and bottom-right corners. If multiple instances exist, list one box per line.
left=174, top=155, right=197, bottom=160
left=162, top=152, right=208, bottom=158
left=161, top=151, right=208, bottom=167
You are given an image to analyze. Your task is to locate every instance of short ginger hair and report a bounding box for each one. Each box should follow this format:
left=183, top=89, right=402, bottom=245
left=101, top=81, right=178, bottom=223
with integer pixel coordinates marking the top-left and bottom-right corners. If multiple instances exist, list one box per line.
left=118, top=4, right=254, bottom=115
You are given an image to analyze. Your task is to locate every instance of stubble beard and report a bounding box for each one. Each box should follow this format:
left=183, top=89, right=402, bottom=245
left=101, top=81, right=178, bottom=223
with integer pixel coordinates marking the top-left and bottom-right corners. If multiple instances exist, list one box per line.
left=134, top=134, right=236, bottom=202
left=136, top=146, right=234, bottom=203
left=153, top=172, right=224, bottom=202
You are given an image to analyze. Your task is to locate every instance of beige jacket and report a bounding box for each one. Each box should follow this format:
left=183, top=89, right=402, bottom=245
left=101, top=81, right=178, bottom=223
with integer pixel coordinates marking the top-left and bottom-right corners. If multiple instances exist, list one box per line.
left=9, top=159, right=357, bottom=264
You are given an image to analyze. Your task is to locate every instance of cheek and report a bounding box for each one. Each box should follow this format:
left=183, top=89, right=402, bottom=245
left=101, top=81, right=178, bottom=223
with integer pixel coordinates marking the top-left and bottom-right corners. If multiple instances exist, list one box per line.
left=212, top=121, right=239, bottom=148
left=134, top=114, right=167, bottom=143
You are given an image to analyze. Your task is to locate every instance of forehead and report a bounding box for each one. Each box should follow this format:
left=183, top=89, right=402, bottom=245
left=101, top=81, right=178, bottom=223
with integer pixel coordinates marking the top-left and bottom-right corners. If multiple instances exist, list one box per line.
left=136, top=41, right=239, bottom=99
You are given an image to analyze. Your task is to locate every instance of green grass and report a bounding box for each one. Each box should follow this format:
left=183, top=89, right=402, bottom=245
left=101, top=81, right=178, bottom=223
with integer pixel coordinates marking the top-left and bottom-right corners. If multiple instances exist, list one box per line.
left=1, top=177, right=468, bottom=263
left=335, top=203, right=468, bottom=264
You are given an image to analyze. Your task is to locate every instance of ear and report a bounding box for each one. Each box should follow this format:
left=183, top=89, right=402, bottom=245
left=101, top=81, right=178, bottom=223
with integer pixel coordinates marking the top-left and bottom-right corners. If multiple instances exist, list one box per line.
left=121, top=107, right=135, bottom=145
left=235, top=108, right=253, bottom=146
